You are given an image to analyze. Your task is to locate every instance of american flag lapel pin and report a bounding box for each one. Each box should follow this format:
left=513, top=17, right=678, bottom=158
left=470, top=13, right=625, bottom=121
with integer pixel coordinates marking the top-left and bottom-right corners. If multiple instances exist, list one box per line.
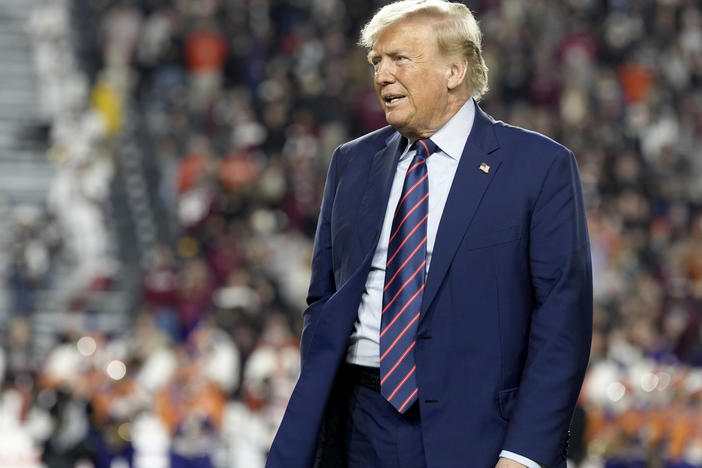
left=479, top=162, right=490, bottom=174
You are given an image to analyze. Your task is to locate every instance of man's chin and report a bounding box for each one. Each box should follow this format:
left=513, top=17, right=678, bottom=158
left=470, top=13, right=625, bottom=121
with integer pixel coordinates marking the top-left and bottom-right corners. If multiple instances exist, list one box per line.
left=384, top=114, right=408, bottom=132
left=388, top=125, right=419, bottom=140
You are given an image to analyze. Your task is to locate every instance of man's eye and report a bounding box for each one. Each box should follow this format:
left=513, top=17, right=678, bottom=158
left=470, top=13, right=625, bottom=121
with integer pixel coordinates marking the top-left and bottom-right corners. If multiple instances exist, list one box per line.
left=395, top=56, right=408, bottom=62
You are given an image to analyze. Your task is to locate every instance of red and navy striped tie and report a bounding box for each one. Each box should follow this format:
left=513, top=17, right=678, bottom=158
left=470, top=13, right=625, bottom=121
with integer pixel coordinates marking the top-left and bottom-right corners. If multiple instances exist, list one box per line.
left=380, top=138, right=437, bottom=413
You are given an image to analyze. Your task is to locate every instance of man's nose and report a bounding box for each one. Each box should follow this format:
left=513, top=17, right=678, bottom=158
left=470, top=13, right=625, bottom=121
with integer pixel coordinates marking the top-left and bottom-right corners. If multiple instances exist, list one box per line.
left=374, top=60, right=395, bottom=85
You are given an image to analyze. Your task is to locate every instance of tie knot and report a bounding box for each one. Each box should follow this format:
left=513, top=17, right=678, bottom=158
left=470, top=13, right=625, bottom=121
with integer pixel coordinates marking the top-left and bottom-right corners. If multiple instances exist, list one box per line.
left=414, top=138, right=438, bottom=159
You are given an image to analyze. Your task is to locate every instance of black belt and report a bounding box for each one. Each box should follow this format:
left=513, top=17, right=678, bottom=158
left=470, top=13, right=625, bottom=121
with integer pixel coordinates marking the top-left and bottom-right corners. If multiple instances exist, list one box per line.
left=343, top=363, right=380, bottom=392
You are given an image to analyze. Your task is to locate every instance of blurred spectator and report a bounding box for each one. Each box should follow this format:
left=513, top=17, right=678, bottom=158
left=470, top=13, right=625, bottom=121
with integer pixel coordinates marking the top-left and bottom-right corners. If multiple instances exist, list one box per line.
left=6, top=206, right=56, bottom=316
left=141, top=253, right=179, bottom=348
left=184, top=19, right=228, bottom=113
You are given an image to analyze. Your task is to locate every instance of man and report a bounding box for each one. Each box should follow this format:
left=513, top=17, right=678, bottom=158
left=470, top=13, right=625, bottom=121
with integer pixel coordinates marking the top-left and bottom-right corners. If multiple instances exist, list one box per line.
left=267, top=1, right=592, bottom=467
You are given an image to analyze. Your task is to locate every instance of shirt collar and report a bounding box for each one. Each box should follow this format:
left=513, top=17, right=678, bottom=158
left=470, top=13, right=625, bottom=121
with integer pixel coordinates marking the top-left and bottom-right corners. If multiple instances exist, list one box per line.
left=400, top=98, right=476, bottom=161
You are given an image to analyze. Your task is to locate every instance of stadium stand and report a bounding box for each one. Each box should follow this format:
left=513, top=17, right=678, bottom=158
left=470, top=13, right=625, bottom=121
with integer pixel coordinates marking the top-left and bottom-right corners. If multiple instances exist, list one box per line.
left=0, top=0, right=701, bottom=467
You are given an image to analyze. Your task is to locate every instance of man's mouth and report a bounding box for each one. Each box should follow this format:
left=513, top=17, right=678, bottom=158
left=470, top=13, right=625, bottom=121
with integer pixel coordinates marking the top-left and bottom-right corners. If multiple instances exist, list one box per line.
left=383, top=95, right=406, bottom=105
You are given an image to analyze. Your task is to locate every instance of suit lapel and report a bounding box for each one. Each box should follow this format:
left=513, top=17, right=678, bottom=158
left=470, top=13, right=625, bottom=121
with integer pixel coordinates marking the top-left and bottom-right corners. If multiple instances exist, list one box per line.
left=357, top=131, right=405, bottom=258
left=421, top=104, right=502, bottom=313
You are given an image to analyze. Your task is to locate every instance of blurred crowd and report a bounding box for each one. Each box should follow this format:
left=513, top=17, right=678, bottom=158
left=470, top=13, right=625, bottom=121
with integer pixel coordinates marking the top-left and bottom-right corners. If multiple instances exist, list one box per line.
left=2, top=0, right=702, bottom=467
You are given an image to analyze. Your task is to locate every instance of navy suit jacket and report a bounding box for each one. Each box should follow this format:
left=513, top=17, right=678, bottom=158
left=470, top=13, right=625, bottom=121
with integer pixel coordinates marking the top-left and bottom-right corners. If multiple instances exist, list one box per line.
left=266, top=102, right=593, bottom=468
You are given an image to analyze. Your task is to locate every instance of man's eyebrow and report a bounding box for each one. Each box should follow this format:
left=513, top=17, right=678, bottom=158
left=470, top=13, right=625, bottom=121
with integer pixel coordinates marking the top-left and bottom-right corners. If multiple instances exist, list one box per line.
left=367, top=49, right=406, bottom=63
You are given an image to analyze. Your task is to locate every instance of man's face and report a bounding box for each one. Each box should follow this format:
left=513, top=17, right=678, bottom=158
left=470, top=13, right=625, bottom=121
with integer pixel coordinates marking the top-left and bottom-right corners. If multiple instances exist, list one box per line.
left=370, top=18, right=453, bottom=140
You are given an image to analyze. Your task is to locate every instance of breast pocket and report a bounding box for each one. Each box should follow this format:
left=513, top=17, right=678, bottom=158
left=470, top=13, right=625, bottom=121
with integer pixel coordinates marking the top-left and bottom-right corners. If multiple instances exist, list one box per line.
left=464, top=225, right=522, bottom=251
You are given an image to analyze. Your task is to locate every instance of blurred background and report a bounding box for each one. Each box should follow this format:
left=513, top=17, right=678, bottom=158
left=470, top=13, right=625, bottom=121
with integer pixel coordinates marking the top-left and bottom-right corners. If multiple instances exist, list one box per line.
left=0, top=0, right=701, bottom=466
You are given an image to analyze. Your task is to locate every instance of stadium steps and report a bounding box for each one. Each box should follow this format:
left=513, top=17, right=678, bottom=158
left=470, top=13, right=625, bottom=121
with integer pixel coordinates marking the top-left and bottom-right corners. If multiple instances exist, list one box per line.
left=0, top=2, right=133, bottom=348
left=0, top=0, right=49, bottom=189
left=0, top=1, right=51, bottom=324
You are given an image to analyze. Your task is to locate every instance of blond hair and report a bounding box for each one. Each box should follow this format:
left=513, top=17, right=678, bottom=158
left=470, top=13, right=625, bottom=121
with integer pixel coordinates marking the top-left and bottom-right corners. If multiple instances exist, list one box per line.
left=359, top=0, right=489, bottom=100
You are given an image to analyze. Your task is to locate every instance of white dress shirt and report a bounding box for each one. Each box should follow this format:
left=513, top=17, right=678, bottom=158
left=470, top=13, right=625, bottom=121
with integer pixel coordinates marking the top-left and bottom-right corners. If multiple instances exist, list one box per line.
left=346, top=98, right=474, bottom=367
left=344, top=99, right=542, bottom=468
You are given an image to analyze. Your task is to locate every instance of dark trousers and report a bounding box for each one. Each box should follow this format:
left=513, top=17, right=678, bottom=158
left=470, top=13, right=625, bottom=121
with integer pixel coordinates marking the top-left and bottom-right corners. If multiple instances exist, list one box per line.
left=314, top=364, right=427, bottom=468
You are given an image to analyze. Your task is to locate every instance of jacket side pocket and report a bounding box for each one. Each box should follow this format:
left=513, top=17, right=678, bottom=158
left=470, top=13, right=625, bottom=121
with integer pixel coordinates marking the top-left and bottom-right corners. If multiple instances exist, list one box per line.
left=497, top=386, right=519, bottom=422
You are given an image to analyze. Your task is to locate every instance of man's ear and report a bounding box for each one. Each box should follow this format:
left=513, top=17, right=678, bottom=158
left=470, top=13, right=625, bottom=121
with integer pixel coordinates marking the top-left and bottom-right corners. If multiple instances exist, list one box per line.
left=446, top=58, right=468, bottom=90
